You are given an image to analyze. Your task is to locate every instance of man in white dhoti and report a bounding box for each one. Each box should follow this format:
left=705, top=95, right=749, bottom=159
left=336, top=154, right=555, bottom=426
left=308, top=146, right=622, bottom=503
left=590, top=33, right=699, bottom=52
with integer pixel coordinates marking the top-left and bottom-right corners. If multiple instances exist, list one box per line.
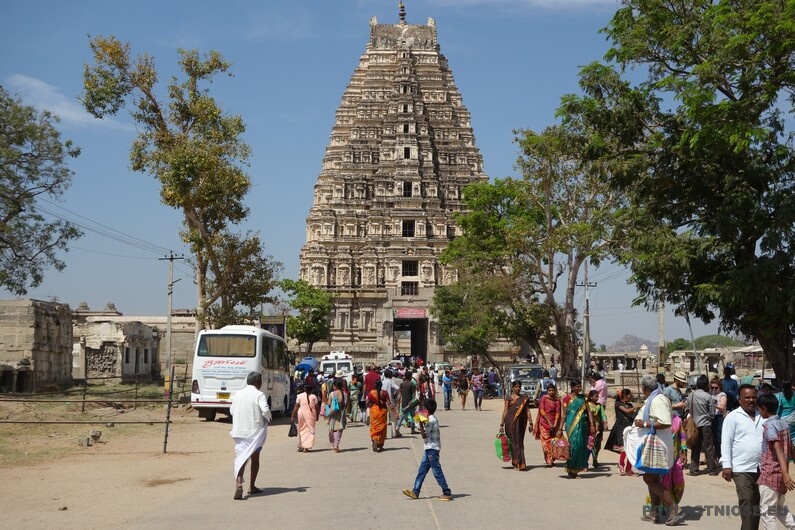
left=230, top=371, right=272, bottom=500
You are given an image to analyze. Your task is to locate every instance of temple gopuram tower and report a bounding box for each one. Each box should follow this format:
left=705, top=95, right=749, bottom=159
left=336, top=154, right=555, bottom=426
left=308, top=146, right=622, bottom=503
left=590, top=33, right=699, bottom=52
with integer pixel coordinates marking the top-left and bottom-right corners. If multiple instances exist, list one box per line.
left=299, top=5, right=488, bottom=365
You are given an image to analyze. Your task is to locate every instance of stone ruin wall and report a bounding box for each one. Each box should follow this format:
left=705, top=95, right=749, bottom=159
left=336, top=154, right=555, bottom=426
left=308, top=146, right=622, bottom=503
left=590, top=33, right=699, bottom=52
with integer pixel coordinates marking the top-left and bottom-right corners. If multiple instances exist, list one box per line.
left=73, top=320, right=158, bottom=380
left=84, top=341, right=120, bottom=378
left=0, top=299, right=73, bottom=391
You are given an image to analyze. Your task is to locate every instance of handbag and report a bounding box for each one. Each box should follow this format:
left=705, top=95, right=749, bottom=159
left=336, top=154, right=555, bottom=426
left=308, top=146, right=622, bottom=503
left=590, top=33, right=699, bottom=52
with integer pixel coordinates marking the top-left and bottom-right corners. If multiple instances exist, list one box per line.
left=288, top=421, right=298, bottom=437
left=635, top=425, right=670, bottom=474
left=684, top=414, right=699, bottom=446
left=331, top=394, right=340, bottom=413
left=550, top=436, right=570, bottom=461
left=495, top=428, right=512, bottom=462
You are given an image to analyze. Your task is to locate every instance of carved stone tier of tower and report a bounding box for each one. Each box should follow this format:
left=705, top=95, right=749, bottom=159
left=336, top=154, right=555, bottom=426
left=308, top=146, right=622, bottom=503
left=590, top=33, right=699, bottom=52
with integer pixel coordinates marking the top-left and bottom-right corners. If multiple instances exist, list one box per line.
left=299, top=11, right=488, bottom=365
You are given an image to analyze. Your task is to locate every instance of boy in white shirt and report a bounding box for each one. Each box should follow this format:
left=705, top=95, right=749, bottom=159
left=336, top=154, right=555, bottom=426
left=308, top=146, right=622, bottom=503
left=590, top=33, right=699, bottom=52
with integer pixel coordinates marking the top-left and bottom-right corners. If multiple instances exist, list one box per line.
left=402, top=399, right=453, bottom=501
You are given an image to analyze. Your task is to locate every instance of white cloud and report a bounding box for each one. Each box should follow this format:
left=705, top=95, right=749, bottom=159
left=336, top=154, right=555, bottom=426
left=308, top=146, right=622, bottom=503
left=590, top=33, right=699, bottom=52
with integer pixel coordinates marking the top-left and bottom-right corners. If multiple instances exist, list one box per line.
left=5, top=74, right=134, bottom=132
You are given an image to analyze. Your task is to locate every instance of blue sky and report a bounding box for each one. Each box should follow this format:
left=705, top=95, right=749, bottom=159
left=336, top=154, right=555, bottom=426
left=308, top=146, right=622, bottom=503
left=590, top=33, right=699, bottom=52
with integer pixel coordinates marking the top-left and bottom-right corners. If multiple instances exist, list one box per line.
left=0, top=0, right=721, bottom=346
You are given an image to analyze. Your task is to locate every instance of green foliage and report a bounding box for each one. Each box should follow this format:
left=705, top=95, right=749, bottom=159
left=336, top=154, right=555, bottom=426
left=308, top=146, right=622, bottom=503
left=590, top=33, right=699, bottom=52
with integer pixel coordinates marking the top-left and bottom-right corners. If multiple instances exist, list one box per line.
left=666, top=338, right=692, bottom=353
left=430, top=272, right=509, bottom=368
left=667, top=335, right=747, bottom=352
left=559, top=0, right=795, bottom=378
left=203, top=232, right=282, bottom=328
left=0, top=86, right=82, bottom=294
left=694, top=335, right=747, bottom=350
left=438, top=124, right=623, bottom=378
left=280, top=279, right=332, bottom=355
left=82, top=36, right=276, bottom=327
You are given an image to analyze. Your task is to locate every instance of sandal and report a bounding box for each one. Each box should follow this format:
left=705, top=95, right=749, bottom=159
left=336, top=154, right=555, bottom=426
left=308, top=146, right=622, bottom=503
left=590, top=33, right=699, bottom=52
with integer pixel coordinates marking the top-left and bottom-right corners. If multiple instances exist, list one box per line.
left=248, top=486, right=263, bottom=495
left=234, top=486, right=243, bottom=500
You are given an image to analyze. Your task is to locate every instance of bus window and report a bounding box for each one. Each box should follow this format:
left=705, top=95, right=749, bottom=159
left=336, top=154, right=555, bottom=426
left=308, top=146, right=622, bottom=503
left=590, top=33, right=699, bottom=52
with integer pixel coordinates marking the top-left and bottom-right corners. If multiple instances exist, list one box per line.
left=197, top=335, right=255, bottom=357
left=276, top=341, right=288, bottom=371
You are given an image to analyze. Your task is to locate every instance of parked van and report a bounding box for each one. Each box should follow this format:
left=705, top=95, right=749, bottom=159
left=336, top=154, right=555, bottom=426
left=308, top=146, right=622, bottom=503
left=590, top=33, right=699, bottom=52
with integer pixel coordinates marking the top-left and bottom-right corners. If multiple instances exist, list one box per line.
left=320, top=351, right=355, bottom=381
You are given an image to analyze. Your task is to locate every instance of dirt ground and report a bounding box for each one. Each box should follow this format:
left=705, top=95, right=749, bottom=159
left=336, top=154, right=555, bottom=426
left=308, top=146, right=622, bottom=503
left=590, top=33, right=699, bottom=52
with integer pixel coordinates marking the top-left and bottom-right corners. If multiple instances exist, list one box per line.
left=0, top=396, right=234, bottom=528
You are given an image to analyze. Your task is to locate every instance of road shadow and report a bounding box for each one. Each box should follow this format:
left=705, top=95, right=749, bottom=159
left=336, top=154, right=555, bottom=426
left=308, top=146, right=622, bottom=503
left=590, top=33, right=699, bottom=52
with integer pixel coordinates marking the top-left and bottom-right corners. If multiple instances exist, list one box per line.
left=558, top=472, right=612, bottom=479
left=680, top=504, right=706, bottom=523
left=247, top=486, right=309, bottom=498
left=379, top=446, right=410, bottom=452
left=416, top=493, right=472, bottom=500
left=338, top=447, right=367, bottom=452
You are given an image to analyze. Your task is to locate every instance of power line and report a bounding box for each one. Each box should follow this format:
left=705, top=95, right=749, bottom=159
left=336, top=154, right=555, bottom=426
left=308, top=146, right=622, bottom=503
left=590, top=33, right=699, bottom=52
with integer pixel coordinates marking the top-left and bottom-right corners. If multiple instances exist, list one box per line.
left=34, top=198, right=184, bottom=257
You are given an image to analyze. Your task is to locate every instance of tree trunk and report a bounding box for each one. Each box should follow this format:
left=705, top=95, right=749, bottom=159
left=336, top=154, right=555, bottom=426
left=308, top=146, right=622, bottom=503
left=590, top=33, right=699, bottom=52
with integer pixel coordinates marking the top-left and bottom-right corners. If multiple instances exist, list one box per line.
left=527, top=336, right=545, bottom=366
left=757, top=327, right=795, bottom=382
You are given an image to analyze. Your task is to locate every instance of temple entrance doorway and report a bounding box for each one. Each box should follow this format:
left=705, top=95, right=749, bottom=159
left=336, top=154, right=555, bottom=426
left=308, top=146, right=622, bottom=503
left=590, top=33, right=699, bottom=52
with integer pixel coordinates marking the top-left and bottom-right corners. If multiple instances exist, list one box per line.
left=393, top=318, right=428, bottom=364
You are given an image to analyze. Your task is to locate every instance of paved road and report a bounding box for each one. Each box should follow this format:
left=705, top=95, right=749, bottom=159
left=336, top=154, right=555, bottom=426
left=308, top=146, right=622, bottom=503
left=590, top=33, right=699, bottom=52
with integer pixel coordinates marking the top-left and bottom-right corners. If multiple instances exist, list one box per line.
left=126, top=398, right=751, bottom=529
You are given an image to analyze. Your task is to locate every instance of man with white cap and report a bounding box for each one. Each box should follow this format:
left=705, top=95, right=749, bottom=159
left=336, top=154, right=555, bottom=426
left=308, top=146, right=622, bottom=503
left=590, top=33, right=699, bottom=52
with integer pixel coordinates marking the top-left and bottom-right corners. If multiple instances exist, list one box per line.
left=664, top=371, right=688, bottom=421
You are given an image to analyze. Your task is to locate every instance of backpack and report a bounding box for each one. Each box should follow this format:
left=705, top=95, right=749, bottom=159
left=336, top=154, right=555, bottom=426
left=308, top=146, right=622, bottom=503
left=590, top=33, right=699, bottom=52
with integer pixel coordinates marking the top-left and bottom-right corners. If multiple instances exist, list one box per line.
left=726, top=392, right=740, bottom=411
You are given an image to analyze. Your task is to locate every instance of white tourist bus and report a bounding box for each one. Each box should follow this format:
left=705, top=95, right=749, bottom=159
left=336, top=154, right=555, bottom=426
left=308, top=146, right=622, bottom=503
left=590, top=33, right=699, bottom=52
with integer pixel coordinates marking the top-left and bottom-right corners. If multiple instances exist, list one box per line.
left=190, top=325, right=291, bottom=422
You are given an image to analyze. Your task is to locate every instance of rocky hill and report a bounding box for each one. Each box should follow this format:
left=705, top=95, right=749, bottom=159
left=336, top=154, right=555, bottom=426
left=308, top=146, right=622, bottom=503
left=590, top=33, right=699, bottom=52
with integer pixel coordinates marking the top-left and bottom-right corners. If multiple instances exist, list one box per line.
left=608, top=334, right=658, bottom=353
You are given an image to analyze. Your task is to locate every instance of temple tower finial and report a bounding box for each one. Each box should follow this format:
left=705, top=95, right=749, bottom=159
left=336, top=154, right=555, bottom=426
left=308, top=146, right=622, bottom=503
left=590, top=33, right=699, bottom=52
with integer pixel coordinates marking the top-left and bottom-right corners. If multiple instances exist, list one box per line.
left=398, top=1, right=406, bottom=24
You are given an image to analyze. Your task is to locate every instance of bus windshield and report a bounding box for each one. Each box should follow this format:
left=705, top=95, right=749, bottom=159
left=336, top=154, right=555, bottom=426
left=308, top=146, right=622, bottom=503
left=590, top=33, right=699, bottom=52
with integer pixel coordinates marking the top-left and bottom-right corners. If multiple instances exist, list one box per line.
left=196, top=335, right=256, bottom=357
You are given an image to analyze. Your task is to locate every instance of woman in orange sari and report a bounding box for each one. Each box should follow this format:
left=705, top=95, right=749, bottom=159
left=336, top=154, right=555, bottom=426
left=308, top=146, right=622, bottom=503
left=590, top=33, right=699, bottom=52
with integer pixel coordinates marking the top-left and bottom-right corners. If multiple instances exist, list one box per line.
left=367, top=380, right=390, bottom=452
left=533, top=382, right=562, bottom=466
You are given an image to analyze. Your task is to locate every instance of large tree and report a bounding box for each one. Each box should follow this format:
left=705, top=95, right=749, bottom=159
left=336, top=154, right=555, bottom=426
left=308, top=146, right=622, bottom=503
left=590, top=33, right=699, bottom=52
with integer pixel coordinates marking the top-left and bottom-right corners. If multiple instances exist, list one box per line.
left=280, top=279, right=332, bottom=356
left=430, top=271, right=515, bottom=370
left=441, top=125, right=622, bottom=379
left=0, top=86, right=82, bottom=294
left=202, top=231, right=282, bottom=328
left=82, top=36, right=277, bottom=328
left=559, top=0, right=795, bottom=379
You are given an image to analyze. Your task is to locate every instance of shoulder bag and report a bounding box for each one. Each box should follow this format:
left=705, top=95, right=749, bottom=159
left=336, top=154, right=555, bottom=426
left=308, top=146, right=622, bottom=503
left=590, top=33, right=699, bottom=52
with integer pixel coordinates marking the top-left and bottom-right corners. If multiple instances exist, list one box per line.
left=635, top=424, right=670, bottom=474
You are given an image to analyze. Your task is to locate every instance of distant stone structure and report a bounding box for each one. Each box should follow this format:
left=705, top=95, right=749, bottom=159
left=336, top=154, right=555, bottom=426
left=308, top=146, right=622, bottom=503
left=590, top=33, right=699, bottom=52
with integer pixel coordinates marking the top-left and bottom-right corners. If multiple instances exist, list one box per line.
left=72, top=302, right=197, bottom=381
left=299, top=8, right=490, bottom=365
left=0, top=299, right=73, bottom=392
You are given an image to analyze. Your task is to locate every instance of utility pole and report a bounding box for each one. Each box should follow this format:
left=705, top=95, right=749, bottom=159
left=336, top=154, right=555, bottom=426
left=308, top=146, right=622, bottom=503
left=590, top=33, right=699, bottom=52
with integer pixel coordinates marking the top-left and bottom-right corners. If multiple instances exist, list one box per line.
left=577, top=260, right=597, bottom=382
left=658, top=298, right=665, bottom=371
left=159, top=253, right=184, bottom=387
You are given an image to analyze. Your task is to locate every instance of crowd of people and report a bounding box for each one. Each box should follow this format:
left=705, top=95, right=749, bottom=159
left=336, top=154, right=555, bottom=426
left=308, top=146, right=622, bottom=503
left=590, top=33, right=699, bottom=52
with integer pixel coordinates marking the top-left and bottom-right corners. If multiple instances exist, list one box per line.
left=229, top=361, right=795, bottom=529
left=499, top=367, right=795, bottom=528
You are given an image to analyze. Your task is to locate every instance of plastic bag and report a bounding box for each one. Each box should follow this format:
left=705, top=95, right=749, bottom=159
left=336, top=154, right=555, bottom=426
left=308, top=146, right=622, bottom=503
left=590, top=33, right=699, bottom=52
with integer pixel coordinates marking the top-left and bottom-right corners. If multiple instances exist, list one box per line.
left=495, top=430, right=512, bottom=461
left=550, top=436, right=570, bottom=461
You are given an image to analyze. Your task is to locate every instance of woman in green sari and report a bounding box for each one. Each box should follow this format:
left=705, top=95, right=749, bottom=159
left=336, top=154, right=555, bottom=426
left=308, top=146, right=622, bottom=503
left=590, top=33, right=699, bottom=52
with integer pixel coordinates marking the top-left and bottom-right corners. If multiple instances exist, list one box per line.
left=561, top=380, right=595, bottom=478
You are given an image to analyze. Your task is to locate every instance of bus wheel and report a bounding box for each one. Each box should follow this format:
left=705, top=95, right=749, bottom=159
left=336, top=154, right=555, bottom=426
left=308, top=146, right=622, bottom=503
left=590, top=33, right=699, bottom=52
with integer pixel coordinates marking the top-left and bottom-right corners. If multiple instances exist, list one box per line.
left=202, top=409, right=216, bottom=422
left=282, top=396, right=288, bottom=416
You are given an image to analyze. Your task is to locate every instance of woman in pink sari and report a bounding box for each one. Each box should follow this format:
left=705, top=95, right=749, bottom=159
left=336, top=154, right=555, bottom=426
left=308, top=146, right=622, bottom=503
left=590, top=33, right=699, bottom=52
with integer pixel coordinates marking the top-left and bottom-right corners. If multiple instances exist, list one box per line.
left=291, top=384, right=319, bottom=453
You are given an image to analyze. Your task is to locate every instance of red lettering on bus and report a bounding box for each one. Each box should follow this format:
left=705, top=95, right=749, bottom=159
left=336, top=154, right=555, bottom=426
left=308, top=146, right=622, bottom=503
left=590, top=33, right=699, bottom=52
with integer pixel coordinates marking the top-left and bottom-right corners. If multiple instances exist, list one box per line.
left=201, top=359, right=248, bottom=369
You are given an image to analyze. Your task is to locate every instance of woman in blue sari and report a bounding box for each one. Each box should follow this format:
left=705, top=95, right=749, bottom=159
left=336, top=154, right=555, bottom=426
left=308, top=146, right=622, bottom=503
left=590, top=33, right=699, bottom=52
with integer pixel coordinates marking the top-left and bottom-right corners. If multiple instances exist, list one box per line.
left=561, top=380, right=595, bottom=478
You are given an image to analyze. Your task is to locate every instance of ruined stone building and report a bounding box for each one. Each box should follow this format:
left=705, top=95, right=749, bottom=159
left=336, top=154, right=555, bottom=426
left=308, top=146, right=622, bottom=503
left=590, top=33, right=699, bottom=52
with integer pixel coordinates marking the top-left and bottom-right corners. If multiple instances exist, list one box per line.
left=0, top=299, right=72, bottom=392
left=72, top=302, right=196, bottom=381
left=299, top=7, right=488, bottom=365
